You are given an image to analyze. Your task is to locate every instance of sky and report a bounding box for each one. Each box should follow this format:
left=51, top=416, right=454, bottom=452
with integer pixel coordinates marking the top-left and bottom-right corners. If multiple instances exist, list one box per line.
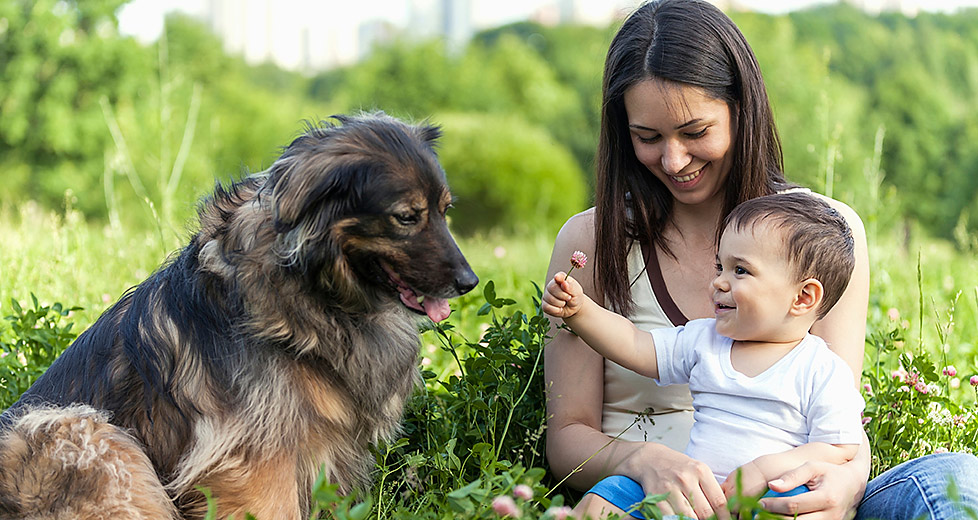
left=117, top=0, right=978, bottom=68
left=117, top=0, right=978, bottom=44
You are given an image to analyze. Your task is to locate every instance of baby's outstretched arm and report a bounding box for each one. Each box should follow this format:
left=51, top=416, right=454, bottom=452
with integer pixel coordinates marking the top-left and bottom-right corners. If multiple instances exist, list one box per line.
left=542, top=272, right=659, bottom=379
left=721, top=442, right=859, bottom=498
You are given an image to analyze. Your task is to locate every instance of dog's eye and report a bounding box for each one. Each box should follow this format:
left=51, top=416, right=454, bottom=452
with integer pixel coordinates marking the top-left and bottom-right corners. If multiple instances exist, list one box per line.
left=394, top=213, right=419, bottom=226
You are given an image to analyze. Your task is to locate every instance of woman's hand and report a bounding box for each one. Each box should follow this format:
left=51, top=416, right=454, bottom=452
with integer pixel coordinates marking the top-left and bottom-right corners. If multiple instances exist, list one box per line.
left=759, top=460, right=866, bottom=520
left=624, top=443, right=731, bottom=520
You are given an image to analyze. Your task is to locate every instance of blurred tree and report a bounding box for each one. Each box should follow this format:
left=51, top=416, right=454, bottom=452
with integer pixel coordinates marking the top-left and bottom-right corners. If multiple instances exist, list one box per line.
left=435, top=112, right=587, bottom=235
left=0, top=0, right=152, bottom=214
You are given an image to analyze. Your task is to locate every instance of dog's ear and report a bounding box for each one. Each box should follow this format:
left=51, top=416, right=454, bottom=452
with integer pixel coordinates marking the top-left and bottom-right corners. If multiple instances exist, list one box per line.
left=268, top=134, right=365, bottom=234
left=413, top=122, right=442, bottom=148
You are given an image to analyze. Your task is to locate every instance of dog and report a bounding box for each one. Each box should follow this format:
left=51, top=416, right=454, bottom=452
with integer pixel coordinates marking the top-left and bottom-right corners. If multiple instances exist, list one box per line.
left=0, top=113, right=479, bottom=519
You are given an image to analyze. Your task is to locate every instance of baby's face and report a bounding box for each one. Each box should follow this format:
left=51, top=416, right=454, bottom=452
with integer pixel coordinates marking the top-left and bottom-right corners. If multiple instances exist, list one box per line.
left=712, top=222, right=801, bottom=342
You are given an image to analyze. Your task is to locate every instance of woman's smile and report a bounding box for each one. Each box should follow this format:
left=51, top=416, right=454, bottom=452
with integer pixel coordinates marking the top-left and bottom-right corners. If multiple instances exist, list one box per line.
left=669, top=166, right=705, bottom=186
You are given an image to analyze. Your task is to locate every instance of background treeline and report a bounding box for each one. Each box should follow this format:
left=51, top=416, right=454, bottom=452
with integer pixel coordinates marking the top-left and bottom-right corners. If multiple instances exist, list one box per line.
left=3, top=0, right=978, bottom=242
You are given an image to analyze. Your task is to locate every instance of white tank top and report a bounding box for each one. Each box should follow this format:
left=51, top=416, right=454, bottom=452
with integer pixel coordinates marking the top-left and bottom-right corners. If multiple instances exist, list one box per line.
left=601, top=242, right=694, bottom=451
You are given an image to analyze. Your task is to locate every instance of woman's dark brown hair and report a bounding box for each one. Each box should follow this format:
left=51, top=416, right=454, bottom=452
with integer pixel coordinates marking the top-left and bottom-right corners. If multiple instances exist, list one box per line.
left=594, top=0, right=791, bottom=315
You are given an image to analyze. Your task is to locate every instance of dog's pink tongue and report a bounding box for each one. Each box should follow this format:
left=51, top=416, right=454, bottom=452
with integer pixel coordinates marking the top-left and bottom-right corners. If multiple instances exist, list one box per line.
left=422, top=297, right=451, bottom=322
left=396, top=286, right=451, bottom=322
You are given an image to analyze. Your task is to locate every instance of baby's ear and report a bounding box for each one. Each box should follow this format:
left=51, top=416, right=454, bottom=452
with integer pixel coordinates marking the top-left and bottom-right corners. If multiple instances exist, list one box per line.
left=791, top=278, right=823, bottom=317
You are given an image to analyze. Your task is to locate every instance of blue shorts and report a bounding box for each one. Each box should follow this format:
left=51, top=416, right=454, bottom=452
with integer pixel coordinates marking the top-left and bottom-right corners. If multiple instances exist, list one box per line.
left=586, top=475, right=808, bottom=519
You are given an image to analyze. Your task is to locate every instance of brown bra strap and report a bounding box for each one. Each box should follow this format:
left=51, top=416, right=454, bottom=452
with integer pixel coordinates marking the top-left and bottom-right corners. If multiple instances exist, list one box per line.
left=640, top=242, right=688, bottom=326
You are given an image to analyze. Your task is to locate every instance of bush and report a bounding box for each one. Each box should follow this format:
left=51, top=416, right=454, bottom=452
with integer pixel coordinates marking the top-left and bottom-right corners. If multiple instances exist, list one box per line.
left=434, top=112, right=588, bottom=236
left=0, top=294, right=81, bottom=408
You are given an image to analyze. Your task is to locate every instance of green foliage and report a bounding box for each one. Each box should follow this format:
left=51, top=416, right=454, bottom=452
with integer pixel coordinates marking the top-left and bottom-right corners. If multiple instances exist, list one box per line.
left=0, top=294, right=81, bottom=408
left=436, top=112, right=587, bottom=235
left=0, top=0, right=152, bottom=213
left=371, top=281, right=554, bottom=513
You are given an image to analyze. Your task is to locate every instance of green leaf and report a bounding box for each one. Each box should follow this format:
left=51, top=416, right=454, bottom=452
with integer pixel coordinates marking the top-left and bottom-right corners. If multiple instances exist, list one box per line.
left=483, top=280, right=497, bottom=305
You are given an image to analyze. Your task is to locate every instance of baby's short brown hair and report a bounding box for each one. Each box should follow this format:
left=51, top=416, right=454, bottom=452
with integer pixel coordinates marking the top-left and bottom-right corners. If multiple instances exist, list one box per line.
left=720, top=192, right=855, bottom=319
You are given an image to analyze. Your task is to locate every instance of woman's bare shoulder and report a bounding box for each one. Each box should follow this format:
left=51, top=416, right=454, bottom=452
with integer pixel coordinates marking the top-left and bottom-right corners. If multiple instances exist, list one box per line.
left=555, top=208, right=596, bottom=244
left=809, top=193, right=866, bottom=236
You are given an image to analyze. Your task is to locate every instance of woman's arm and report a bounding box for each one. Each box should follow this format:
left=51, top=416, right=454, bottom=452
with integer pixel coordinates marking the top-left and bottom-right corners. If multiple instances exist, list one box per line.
left=544, top=211, right=729, bottom=520
left=760, top=433, right=871, bottom=520
left=810, top=196, right=869, bottom=384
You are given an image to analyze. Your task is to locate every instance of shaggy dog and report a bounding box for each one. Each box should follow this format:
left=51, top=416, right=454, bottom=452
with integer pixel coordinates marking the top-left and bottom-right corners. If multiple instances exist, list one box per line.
left=0, top=113, right=479, bottom=519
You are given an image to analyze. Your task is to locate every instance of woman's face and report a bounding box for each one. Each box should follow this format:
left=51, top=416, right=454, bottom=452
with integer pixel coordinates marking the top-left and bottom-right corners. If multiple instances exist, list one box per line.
left=624, top=79, right=736, bottom=209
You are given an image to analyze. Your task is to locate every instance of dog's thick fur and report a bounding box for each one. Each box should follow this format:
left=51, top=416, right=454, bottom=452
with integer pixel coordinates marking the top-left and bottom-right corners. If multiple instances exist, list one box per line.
left=0, top=113, right=478, bottom=519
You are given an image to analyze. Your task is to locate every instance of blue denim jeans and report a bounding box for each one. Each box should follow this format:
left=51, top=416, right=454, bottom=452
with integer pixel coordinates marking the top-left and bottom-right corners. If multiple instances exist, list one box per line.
left=586, top=453, right=978, bottom=520
left=855, top=452, right=978, bottom=520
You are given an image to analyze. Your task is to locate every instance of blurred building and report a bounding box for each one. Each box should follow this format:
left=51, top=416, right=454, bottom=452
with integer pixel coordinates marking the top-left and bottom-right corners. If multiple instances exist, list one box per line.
left=195, top=0, right=924, bottom=74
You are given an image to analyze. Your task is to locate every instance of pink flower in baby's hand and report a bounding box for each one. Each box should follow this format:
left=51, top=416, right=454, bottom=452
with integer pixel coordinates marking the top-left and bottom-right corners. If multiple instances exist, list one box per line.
left=565, top=251, right=588, bottom=281
left=492, top=495, right=521, bottom=518
left=570, top=251, right=588, bottom=270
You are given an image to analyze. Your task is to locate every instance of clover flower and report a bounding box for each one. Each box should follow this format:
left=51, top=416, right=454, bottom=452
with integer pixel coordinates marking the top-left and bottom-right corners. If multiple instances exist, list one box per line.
left=492, top=495, right=520, bottom=518
left=513, top=484, right=533, bottom=501
left=565, top=251, right=588, bottom=281
left=891, top=368, right=907, bottom=382
left=905, top=371, right=921, bottom=388
left=971, top=375, right=978, bottom=387
left=942, top=365, right=957, bottom=377
left=546, top=506, right=575, bottom=520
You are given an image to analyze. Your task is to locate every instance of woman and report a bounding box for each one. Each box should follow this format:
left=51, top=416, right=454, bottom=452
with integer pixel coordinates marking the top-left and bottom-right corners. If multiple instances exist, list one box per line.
left=543, top=1, right=978, bottom=519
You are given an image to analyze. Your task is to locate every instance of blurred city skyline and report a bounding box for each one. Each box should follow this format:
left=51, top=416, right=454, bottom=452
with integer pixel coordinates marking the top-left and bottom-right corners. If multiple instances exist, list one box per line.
left=119, top=0, right=978, bottom=73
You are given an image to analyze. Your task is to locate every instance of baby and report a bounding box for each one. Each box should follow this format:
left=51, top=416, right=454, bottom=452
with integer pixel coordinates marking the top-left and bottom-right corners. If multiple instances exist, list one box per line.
left=543, top=192, right=864, bottom=500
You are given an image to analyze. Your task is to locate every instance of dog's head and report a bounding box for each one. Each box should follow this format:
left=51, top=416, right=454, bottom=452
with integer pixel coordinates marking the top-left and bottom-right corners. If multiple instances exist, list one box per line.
left=265, top=113, right=478, bottom=321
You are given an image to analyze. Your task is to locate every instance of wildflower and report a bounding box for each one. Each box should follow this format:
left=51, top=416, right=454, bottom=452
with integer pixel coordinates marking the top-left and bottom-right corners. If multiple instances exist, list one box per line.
left=862, top=383, right=873, bottom=396
left=546, top=506, right=575, bottom=520
left=102, top=293, right=112, bottom=303
left=906, top=371, right=921, bottom=387
left=915, top=381, right=929, bottom=394
left=566, top=251, right=588, bottom=280
left=891, top=368, right=907, bottom=382
left=934, top=447, right=949, bottom=454
left=943, top=365, right=957, bottom=377
left=951, top=378, right=961, bottom=389
left=887, top=308, right=900, bottom=321
left=492, top=496, right=520, bottom=518
left=971, top=375, right=978, bottom=387
left=513, top=484, right=533, bottom=501
left=493, top=246, right=507, bottom=259
left=862, top=416, right=872, bottom=425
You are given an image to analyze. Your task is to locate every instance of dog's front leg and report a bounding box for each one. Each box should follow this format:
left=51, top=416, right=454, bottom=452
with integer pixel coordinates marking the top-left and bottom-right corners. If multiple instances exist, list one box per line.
left=196, top=452, right=302, bottom=520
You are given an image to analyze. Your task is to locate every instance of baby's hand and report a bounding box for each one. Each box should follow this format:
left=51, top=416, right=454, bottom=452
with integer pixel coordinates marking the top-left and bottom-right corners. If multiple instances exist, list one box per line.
left=721, top=461, right=768, bottom=499
left=541, top=272, right=585, bottom=319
